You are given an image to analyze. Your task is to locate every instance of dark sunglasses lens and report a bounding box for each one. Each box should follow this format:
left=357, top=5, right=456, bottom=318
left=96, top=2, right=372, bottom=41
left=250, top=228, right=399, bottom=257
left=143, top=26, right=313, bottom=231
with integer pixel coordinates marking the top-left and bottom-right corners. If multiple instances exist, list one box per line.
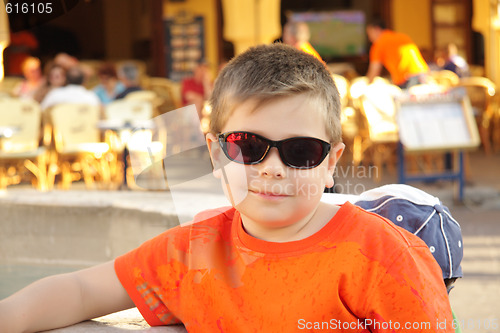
left=225, top=132, right=268, bottom=164
left=282, top=138, right=326, bottom=168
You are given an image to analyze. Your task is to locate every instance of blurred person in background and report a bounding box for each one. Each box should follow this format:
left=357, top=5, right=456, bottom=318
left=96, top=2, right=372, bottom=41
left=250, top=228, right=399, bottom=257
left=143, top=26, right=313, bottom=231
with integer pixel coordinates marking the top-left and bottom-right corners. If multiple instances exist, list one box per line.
left=282, top=21, right=323, bottom=63
left=441, top=43, right=470, bottom=78
left=93, top=63, right=125, bottom=105
left=12, top=56, right=45, bottom=100
left=115, top=62, right=142, bottom=99
left=366, top=18, right=429, bottom=89
left=53, top=52, right=79, bottom=70
left=40, top=66, right=99, bottom=110
left=181, top=61, right=213, bottom=119
left=33, top=63, right=67, bottom=103
left=53, top=52, right=94, bottom=85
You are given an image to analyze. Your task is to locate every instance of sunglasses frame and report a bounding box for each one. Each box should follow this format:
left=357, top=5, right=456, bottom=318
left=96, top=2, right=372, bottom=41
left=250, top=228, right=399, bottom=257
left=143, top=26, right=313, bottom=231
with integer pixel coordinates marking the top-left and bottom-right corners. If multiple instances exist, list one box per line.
left=217, top=131, right=331, bottom=169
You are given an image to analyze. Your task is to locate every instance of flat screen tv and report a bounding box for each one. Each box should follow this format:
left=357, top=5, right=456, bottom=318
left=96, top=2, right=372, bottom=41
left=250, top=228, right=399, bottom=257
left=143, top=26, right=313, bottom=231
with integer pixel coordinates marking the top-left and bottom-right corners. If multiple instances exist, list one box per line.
left=289, top=11, right=366, bottom=59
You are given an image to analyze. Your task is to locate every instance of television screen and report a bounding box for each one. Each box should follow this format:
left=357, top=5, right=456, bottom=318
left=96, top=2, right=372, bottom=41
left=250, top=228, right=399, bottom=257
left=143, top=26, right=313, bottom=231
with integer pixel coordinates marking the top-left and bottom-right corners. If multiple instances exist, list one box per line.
left=290, top=11, right=366, bottom=59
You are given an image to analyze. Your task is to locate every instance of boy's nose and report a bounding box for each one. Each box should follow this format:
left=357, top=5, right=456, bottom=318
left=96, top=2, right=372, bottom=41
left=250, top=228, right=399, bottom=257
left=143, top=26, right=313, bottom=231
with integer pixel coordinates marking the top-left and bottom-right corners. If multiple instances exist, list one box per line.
left=259, top=148, right=286, bottom=178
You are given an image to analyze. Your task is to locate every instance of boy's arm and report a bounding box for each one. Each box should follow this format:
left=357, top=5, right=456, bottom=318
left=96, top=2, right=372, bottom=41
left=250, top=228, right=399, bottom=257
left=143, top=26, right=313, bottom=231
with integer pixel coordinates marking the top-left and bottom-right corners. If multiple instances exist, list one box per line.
left=0, top=260, right=135, bottom=333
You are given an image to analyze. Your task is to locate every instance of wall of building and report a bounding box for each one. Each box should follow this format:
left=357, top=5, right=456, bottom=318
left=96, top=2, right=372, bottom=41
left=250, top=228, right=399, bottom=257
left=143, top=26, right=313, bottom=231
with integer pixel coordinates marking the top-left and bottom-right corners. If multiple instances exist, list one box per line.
left=221, top=0, right=281, bottom=55
left=473, top=0, right=496, bottom=82
left=103, top=0, right=132, bottom=59
left=391, top=0, right=432, bottom=52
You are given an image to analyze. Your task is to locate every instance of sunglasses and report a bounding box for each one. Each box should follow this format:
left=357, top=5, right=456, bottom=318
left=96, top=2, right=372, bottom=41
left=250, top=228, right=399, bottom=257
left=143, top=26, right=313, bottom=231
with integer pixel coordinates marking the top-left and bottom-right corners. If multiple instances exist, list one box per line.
left=217, top=131, right=331, bottom=169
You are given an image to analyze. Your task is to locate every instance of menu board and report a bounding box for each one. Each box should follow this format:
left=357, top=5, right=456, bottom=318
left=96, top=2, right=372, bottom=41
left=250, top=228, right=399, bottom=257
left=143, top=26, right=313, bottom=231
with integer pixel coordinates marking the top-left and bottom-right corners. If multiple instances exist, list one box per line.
left=395, top=88, right=480, bottom=152
left=164, top=15, right=205, bottom=82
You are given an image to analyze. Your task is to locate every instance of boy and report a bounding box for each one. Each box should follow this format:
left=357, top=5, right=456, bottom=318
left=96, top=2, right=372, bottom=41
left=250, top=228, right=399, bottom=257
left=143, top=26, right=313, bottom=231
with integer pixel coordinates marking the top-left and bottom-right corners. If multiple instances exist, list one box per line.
left=0, top=44, right=453, bottom=332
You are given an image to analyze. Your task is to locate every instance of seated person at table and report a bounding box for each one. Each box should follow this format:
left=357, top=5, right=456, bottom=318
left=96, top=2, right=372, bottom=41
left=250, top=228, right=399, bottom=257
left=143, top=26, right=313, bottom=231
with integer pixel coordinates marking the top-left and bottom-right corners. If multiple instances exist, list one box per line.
left=40, top=66, right=100, bottom=110
left=441, top=43, right=470, bottom=78
left=181, top=61, right=213, bottom=119
left=33, top=63, right=67, bottom=103
left=12, top=57, right=45, bottom=100
left=115, top=62, right=142, bottom=100
left=93, top=63, right=125, bottom=105
left=0, top=44, right=454, bottom=332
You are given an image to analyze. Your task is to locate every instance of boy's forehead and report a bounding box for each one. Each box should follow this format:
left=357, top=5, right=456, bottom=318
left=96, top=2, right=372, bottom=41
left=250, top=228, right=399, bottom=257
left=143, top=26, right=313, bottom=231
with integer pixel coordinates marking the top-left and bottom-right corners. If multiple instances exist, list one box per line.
left=221, top=94, right=329, bottom=138
left=228, top=94, right=321, bottom=118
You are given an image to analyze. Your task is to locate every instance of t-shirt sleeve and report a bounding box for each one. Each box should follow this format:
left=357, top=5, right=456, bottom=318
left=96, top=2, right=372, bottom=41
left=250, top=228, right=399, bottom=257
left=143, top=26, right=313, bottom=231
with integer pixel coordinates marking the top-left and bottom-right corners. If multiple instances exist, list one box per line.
left=114, top=207, right=233, bottom=326
left=370, top=40, right=384, bottom=63
left=362, top=243, right=455, bottom=332
left=114, top=227, right=187, bottom=326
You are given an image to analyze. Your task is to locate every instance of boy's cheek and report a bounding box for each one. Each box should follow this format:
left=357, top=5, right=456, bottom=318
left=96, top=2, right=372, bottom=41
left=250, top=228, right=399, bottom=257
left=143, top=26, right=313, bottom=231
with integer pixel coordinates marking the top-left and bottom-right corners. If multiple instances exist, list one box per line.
left=219, top=163, right=251, bottom=206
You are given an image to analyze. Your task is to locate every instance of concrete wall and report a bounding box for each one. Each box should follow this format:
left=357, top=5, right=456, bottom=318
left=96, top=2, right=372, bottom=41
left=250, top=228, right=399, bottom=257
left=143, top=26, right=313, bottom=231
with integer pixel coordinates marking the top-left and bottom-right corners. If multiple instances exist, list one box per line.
left=0, top=202, right=177, bottom=265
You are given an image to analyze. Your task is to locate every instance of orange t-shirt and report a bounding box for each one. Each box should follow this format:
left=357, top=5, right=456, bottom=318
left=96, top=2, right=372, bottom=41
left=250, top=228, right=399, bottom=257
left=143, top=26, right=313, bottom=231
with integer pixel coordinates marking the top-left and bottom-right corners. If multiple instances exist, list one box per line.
left=115, top=203, right=454, bottom=332
left=370, top=30, right=429, bottom=85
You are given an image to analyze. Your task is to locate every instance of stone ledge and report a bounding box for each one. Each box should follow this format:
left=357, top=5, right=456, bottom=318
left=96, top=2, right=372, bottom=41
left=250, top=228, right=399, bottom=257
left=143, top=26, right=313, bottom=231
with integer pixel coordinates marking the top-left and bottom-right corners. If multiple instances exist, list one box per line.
left=43, top=308, right=187, bottom=332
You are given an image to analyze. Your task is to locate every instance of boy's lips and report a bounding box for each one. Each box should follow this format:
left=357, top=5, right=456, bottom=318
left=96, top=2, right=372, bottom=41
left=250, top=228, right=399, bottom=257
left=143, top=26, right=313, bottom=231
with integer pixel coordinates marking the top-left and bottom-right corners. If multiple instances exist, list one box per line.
left=249, top=189, right=291, bottom=200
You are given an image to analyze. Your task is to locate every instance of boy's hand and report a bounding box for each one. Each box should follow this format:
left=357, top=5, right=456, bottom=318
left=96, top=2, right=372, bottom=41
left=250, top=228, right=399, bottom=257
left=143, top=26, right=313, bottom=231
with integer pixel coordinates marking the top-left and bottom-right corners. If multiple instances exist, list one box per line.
left=0, top=261, right=134, bottom=333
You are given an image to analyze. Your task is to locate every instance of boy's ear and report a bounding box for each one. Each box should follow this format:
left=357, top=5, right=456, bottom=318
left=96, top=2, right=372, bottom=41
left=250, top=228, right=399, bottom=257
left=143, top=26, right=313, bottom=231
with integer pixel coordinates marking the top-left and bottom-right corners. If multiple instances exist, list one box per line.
left=206, top=133, right=223, bottom=179
left=328, top=142, right=344, bottom=170
left=325, top=142, right=345, bottom=188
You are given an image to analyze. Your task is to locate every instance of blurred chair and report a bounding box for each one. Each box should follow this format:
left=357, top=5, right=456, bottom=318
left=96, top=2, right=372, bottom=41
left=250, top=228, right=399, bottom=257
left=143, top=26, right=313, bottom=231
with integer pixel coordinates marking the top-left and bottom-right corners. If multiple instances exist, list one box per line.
left=105, top=99, right=153, bottom=123
left=469, top=65, right=485, bottom=77
left=49, top=103, right=111, bottom=189
left=104, top=99, right=163, bottom=189
left=349, top=77, right=401, bottom=181
left=125, top=90, right=157, bottom=103
left=0, top=98, right=54, bottom=190
left=426, top=70, right=459, bottom=89
left=125, top=90, right=164, bottom=114
left=492, top=94, right=500, bottom=153
left=0, top=77, right=23, bottom=96
left=144, top=77, right=182, bottom=112
left=457, top=76, right=496, bottom=154
left=79, top=59, right=104, bottom=89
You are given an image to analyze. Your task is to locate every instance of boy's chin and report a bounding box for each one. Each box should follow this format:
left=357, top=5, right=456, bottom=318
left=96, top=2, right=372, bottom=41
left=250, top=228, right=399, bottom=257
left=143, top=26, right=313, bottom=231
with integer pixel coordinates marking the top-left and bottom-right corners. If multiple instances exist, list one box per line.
left=239, top=204, right=315, bottom=228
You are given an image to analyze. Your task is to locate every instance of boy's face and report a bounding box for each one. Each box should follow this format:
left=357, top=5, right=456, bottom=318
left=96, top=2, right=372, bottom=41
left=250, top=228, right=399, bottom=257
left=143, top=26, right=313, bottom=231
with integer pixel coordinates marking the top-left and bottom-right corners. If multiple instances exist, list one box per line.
left=207, top=94, right=344, bottom=237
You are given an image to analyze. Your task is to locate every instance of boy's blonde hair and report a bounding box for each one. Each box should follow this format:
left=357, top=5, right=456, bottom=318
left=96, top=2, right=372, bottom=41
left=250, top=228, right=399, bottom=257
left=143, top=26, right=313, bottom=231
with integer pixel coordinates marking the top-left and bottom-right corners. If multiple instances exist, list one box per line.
left=209, top=44, right=342, bottom=143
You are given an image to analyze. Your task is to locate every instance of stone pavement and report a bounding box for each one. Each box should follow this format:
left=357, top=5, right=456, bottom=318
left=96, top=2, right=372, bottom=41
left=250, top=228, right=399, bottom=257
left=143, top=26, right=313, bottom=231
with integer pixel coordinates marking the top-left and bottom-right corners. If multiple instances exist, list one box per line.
left=0, top=150, right=499, bottom=332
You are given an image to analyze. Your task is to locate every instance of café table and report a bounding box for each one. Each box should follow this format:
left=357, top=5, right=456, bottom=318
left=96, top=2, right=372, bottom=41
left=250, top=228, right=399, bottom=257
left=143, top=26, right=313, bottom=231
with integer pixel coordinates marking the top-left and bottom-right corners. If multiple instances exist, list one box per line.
left=97, top=119, right=156, bottom=189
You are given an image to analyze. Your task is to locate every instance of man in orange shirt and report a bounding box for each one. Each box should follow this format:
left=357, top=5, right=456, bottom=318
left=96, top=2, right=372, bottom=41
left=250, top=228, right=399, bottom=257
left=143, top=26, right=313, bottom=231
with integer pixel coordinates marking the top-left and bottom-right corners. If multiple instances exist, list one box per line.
left=283, top=21, right=324, bottom=63
left=366, top=18, right=429, bottom=88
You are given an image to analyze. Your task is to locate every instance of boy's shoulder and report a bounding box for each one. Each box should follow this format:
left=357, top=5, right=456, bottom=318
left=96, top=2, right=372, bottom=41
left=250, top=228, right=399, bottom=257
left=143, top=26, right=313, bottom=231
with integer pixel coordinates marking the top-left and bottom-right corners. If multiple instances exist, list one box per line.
left=343, top=202, right=428, bottom=249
